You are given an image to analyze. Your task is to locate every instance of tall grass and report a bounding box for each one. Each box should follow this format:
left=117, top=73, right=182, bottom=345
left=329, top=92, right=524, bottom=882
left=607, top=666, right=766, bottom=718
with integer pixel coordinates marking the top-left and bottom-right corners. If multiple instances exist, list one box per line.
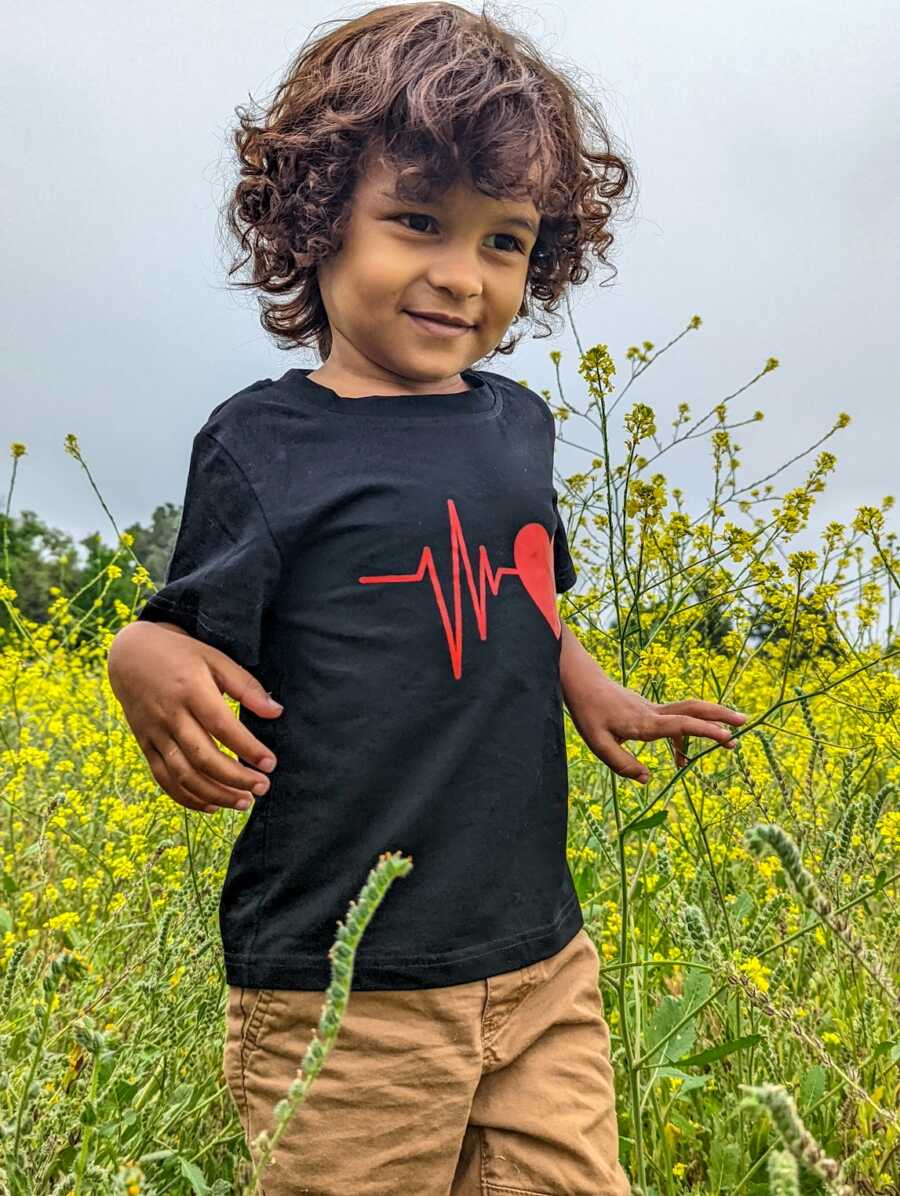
left=1, top=316, right=898, bottom=1193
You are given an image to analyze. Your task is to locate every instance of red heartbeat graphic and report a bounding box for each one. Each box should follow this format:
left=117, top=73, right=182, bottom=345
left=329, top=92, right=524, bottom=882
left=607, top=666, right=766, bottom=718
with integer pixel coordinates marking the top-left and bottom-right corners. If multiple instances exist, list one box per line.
left=358, top=498, right=560, bottom=680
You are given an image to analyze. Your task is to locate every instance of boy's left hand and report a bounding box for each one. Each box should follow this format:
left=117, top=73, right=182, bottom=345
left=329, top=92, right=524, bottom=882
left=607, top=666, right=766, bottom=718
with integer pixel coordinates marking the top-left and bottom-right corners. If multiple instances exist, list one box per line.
left=565, top=675, right=747, bottom=785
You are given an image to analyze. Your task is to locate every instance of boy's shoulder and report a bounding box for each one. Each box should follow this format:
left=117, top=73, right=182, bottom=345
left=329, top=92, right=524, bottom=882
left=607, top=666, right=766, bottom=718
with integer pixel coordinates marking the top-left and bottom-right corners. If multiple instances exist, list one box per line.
left=475, top=368, right=555, bottom=435
left=196, top=375, right=306, bottom=458
left=203, top=376, right=279, bottom=431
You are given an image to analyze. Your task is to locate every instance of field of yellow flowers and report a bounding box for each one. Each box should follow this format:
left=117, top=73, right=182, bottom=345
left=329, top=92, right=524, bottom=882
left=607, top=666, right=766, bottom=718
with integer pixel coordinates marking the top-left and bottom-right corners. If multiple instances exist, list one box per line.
left=1, top=320, right=898, bottom=1194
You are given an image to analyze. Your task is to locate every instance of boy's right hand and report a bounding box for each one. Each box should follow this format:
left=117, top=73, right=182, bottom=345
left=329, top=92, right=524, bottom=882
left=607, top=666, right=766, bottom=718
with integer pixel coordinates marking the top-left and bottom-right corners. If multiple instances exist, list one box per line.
left=107, top=620, right=283, bottom=816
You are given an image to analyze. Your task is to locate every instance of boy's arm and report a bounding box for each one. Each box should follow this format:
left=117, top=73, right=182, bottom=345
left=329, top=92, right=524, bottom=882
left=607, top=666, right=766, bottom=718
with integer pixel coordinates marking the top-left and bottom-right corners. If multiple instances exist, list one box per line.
left=559, top=618, right=612, bottom=705
left=558, top=619, right=746, bottom=783
left=150, top=620, right=191, bottom=637
left=109, top=427, right=284, bottom=816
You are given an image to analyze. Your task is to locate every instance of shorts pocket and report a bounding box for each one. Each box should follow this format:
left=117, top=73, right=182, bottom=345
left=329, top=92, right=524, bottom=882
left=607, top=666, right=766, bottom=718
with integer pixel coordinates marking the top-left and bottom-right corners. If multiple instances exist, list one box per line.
left=241, top=987, right=279, bottom=1069
left=224, top=986, right=278, bottom=1126
left=578, top=930, right=606, bottom=1013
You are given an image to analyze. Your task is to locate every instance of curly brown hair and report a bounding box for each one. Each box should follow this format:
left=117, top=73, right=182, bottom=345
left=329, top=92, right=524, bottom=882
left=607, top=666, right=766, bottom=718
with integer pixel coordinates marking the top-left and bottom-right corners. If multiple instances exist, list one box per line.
left=219, top=1, right=636, bottom=363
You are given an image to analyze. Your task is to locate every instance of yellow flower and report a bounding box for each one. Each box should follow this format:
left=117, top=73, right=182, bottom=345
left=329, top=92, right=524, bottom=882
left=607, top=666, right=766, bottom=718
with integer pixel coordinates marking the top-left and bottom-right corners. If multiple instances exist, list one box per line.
left=878, top=811, right=900, bottom=848
left=44, top=911, right=80, bottom=933
left=736, top=955, right=771, bottom=993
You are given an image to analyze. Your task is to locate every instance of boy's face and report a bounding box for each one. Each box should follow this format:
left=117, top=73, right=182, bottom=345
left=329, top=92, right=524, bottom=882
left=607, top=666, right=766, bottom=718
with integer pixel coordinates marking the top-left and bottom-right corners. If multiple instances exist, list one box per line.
left=312, top=156, right=542, bottom=395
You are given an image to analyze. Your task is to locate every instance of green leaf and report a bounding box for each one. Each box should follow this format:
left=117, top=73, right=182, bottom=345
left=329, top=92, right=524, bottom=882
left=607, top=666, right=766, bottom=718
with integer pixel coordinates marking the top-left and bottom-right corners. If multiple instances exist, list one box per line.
left=165, top=1081, right=196, bottom=1119
left=800, top=1065, right=826, bottom=1107
left=179, top=1157, right=211, bottom=1195
left=114, top=1078, right=140, bottom=1104
left=645, top=995, right=696, bottom=1065
left=623, top=808, right=668, bottom=836
left=46, top=1145, right=77, bottom=1177
left=709, top=1138, right=739, bottom=1191
left=168, top=1081, right=194, bottom=1105
left=682, top=967, right=712, bottom=1013
left=671, top=1033, right=761, bottom=1070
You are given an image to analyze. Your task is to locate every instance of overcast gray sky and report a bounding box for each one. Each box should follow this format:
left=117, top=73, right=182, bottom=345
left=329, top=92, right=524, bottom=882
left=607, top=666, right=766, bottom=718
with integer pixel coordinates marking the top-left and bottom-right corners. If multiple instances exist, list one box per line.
left=3, top=1, right=899, bottom=577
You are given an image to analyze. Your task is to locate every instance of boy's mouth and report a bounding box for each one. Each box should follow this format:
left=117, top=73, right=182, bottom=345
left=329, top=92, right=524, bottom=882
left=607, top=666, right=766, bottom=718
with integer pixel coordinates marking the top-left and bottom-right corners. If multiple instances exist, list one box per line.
left=405, top=311, right=476, bottom=338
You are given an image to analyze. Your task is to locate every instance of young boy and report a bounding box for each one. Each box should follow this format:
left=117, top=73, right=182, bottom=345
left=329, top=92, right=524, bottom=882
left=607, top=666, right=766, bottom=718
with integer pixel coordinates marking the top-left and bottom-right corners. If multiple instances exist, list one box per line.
left=108, top=6, right=745, bottom=1193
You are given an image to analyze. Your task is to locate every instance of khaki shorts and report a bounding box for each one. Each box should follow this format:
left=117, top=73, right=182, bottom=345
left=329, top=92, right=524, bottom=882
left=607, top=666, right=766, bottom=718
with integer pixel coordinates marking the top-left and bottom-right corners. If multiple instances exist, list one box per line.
left=223, top=927, right=631, bottom=1195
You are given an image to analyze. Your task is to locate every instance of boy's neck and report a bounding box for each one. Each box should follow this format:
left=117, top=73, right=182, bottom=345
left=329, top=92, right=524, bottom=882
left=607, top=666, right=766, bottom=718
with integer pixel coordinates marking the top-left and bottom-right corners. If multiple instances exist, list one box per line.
left=306, top=365, right=472, bottom=399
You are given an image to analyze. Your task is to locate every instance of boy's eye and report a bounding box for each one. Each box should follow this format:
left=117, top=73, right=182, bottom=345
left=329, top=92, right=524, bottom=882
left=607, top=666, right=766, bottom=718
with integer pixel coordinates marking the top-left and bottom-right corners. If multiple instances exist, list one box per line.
left=392, top=212, right=525, bottom=255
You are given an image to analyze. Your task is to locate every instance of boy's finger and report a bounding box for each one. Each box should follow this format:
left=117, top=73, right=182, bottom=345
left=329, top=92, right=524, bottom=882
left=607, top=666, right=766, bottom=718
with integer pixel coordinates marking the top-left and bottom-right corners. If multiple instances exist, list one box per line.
left=154, top=731, right=264, bottom=809
left=656, top=699, right=747, bottom=726
left=592, top=729, right=649, bottom=784
left=147, top=743, right=240, bottom=815
left=655, top=713, right=739, bottom=746
left=206, top=655, right=285, bottom=721
left=695, top=703, right=747, bottom=726
left=183, top=691, right=280, bottom=783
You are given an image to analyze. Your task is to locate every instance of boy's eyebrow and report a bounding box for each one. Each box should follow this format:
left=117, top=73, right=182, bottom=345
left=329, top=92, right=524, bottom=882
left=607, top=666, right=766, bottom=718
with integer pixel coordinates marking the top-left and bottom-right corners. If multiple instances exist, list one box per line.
left=378, top=189, right=539, bottom=237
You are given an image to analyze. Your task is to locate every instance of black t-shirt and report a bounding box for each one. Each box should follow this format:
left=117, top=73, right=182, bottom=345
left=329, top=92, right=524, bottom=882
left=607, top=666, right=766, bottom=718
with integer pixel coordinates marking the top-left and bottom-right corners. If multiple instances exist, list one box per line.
left=136, top=366, right=583, bottom=989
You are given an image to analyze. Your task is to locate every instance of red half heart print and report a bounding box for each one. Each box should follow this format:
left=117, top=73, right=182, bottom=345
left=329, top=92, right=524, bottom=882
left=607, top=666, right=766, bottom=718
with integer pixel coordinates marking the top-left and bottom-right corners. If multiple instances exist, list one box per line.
left=513, top=522, right=561, bottom=638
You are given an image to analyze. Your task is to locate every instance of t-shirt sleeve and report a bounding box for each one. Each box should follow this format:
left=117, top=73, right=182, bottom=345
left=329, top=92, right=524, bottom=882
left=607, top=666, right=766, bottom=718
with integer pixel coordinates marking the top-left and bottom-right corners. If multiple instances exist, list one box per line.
left=552, top=488, right=577, bottom=593
left=134, top=429, right=282, bottom=672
